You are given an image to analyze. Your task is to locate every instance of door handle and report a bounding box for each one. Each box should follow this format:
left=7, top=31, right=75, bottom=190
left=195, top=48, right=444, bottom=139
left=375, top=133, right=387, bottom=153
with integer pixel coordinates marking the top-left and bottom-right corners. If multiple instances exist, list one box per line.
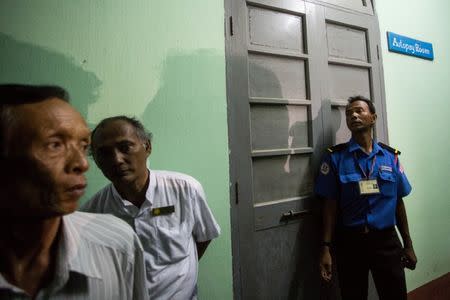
left=281, top=209, right=311, bottom=220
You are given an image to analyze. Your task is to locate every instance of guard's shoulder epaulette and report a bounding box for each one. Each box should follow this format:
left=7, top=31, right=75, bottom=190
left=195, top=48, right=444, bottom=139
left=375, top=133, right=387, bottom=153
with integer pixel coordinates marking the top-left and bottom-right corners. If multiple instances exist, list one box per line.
left=327, top=143, right=348, bottom=153
left=378, top=142, right=401, bottom=155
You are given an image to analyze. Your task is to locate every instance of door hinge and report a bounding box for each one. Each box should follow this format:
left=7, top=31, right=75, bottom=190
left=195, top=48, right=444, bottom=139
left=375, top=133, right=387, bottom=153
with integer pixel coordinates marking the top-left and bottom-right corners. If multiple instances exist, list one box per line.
left=235, top=181, right=239, bottom=204
left=229, top=16, right=234, bottom=36
left=377, top=45, right=380, bottom=60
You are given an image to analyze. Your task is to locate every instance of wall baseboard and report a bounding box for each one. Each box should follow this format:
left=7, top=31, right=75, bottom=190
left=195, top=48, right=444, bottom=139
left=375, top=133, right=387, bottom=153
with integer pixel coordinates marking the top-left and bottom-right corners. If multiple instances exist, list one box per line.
left=408, top=272, right=450, bottom=300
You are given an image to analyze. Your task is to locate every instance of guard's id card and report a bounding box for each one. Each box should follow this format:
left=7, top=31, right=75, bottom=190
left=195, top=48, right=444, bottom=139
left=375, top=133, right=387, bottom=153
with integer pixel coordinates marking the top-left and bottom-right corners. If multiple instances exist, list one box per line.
left=358, top=179, right=380, bottom=195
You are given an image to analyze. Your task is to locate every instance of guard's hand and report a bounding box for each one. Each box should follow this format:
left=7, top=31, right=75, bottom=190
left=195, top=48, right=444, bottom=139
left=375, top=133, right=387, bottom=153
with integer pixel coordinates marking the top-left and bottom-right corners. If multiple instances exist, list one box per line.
left=401, top=247, right=417, bottom=270
left=319, top=247, right=333, bottom=282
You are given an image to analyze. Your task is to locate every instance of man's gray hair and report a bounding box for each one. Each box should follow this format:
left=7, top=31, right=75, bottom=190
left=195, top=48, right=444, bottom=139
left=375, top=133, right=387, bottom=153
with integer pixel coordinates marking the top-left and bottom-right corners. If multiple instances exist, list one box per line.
left=90, top=116, right=153, bottom=154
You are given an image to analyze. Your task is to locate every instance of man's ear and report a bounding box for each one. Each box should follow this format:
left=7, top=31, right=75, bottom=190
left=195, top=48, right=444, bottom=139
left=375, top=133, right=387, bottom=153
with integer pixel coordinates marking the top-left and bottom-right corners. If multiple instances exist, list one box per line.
left=143, top=142, right=152, bottom=155
left=372, top=113, right=378, bottom=125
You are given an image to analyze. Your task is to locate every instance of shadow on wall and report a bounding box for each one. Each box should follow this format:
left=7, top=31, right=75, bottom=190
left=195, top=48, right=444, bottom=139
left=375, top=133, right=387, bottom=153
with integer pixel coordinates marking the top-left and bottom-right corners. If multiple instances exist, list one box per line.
left=0, top=33, right=102, bottom=127
left=142, top=49, right=227, bottom=174
left=141, top=49, right=228, bottom=299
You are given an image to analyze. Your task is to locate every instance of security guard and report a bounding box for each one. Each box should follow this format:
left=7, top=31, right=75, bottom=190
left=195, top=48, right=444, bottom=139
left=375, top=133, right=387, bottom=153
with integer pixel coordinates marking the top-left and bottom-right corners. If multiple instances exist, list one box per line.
left=315, top=96, right=417, bottom=300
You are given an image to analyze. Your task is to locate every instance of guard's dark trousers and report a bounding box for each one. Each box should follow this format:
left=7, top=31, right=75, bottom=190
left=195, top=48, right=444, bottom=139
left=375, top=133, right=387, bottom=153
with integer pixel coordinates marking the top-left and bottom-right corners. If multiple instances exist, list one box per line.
left=336, top=227, right=406, bottom=300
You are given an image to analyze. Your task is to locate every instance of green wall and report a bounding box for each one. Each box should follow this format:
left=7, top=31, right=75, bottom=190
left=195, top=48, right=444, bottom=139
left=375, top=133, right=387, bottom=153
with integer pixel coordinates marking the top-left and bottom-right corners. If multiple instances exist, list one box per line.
left=375, top=0, right=450, bottom=291
left=0, top=1, right=232, bottom=298
left=2, top=0, right=448, bottom=297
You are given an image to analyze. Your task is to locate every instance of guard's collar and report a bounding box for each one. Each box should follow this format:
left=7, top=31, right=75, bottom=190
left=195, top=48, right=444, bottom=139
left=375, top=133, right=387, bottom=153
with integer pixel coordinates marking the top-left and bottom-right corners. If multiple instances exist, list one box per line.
left=348, top=138, right=382, bottom=156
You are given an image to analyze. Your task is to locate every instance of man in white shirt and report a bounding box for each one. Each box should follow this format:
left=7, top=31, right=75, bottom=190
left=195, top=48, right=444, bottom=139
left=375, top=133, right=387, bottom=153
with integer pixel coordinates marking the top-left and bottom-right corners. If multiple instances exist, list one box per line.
left=0, top=84, right=148, bottom=300
left=81, top=116, right=221, bottom=299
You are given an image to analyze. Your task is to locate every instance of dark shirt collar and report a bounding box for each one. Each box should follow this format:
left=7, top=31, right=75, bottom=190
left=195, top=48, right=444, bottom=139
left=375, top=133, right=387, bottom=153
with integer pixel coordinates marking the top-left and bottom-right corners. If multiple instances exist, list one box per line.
left=348, top=138, right=383, bottom=157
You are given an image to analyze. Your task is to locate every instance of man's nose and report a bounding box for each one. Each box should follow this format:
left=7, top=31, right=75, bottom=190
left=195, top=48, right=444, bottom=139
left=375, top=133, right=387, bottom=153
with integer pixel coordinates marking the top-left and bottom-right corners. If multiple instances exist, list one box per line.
left=67, top=145, right=89, bottom=174
left=111, top=148, right=125, bottom=164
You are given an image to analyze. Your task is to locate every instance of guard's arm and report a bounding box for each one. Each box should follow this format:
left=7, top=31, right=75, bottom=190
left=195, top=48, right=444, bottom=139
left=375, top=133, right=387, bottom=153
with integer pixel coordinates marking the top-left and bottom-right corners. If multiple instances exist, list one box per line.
left=322, top=197, right=337, bottom=245
left=320, top=197, right=337, bottom=282
left=396, top=197, right=417, bottom=270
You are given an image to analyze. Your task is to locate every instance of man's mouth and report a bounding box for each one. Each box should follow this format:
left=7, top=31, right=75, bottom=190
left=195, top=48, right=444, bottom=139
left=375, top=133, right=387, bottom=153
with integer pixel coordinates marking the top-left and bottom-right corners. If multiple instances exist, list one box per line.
left=66, top=183, right=87, bottom=197
left=113, top=168, right=132, bottom=177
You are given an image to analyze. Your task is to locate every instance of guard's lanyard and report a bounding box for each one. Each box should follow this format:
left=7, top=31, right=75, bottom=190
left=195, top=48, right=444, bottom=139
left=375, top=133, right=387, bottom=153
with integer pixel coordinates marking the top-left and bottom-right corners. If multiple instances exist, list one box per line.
left=354, top=152, right=377, bottom=179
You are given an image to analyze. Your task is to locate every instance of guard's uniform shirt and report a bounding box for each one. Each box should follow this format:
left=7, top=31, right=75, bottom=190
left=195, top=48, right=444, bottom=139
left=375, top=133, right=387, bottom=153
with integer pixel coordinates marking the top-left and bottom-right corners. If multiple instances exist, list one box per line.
left=314, top=138, right=412, bottom=229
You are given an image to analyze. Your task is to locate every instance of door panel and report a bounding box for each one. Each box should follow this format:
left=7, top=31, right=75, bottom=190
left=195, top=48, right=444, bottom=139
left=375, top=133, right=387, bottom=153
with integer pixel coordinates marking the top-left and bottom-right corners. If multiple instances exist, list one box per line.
left=248, top=6, right=305, bottom=52
left=251, top=104, right=309, bottom=150
left=226, top=0, right=386, bottom=298
left=327, top=23, right=368, bottom=61
left=328, top=64, right=371, bottom=99
left=249, top=54, right=307, bottom=99
left=252, top=155, right=313, bottom=204
left=324, top=7, right=382, bottom=145
left=253, top=220, right=320, bottom=300
left=245, top=1, right=321, bottom=298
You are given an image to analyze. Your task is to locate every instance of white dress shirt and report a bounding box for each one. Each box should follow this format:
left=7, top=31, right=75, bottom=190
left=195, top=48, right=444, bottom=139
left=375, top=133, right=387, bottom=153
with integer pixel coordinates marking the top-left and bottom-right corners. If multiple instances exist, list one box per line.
left=81, top=170, right=221, bottom=300
left=0, top=212, right=148, bottom=300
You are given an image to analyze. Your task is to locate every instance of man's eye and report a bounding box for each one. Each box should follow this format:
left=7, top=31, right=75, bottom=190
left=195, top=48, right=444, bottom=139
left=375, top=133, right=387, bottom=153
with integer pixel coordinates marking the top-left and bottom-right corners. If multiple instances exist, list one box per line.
left=47, top=141, right=63, bottom=151
left=81, top=142, right=90, bottom=154
left=119, top=144, right=132, bottom=153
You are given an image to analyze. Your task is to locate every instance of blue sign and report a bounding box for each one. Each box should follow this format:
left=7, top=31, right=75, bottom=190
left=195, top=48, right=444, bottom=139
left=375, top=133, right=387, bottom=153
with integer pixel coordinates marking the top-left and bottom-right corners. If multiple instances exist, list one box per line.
left=387, top=32, right=434, bottom=60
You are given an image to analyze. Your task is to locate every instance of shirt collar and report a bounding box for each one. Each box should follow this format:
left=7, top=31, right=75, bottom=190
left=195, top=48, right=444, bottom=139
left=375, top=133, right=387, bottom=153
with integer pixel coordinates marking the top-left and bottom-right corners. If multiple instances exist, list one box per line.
left=146, top=169, right=156, bottom=207
left=60, top=214, right=103, bottom=279
left=0, top=214, right=102, bottom=294
left=372, top=141, right=382, bottom=155
left=0, top=275, right=23, bottom=293
left=348, top=138, right=361, bottom=153
left=111, top=169, right=155, bottom=207
left=348, top=138, right=383, bottom=156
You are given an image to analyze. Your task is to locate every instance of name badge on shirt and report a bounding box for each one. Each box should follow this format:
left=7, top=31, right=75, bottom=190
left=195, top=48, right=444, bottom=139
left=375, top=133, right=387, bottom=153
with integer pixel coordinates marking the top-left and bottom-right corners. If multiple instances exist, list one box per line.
left=358, top=179, right=380, bottom=195
left=152, top=205, right=175, bottom=216
left=379, top=165, right=393, bottom=172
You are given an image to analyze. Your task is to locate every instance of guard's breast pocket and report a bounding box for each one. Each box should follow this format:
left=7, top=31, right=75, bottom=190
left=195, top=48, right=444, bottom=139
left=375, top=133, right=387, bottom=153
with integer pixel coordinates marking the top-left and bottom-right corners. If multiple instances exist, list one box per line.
left=339, top=173, right=361, bottom=183
left=155, top=223, right=190, bottom=265
left=339, top=173, right=362, bottom=198
left=378, top=171, right=396, bottom=197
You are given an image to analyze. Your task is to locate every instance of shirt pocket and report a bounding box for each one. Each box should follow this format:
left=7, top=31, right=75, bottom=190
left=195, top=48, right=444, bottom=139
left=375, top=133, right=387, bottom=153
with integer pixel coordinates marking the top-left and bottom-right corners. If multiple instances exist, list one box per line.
left=154, top=223, right=190, bottom=265
left=339, top=173, right=361, bottom=183
left=339, top=173, right=362, bottom=199
left=378, top=170, right=396, bottom=197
